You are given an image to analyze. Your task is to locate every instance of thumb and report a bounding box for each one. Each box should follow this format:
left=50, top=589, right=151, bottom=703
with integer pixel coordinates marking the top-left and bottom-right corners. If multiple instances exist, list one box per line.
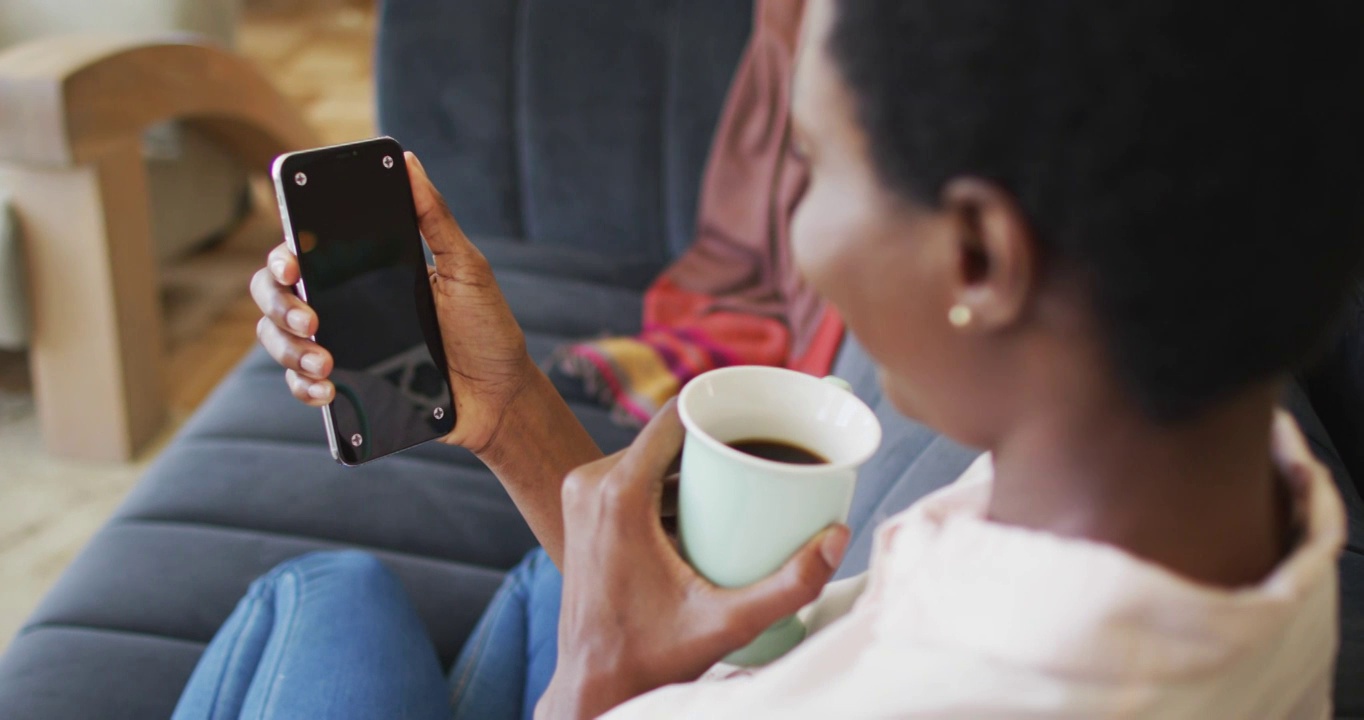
left=723, top=524, right=850, bottom=640
left=404, top=152, right=483, bottom=270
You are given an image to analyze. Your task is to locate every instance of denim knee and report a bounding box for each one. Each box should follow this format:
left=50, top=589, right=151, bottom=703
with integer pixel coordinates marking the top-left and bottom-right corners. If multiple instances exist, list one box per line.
left=514, top=547, right=553, bottom=577
left=255, top=549, right=398, bottom=594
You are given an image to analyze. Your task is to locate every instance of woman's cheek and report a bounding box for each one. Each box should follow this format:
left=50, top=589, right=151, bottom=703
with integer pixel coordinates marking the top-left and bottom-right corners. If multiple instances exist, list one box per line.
left=791, top=186, right=861, bottom=301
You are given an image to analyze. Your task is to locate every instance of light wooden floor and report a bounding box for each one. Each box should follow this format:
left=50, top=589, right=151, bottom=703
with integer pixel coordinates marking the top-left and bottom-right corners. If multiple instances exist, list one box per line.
left=0, top=0, right=377, bottom=652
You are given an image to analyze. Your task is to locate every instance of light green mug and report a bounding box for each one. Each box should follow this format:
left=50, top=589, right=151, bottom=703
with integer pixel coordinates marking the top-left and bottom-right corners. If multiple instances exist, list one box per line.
left=676, top=365, right=882, bottom=666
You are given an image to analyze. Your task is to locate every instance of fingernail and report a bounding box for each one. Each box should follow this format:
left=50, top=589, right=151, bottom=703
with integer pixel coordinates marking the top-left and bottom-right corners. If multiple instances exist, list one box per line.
left=308, top=382, right=331, bottom=400
left=300, top=353, right=324, bottom=374
left=270, top=259, right=286, bottom=280
left=286, top=309, right=310, bottom=334
left=820, top=527, right=849, bottom=568
left=407, top=152, right=426, bottom=175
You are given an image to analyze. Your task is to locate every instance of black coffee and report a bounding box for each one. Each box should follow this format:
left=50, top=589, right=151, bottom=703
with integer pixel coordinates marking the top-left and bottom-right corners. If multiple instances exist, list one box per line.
left=727, top=438, right=828, bottom=465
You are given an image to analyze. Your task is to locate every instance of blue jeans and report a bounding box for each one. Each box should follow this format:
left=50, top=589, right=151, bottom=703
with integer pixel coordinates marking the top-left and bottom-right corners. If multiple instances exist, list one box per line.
left=172, top=549, right=562, bottom=720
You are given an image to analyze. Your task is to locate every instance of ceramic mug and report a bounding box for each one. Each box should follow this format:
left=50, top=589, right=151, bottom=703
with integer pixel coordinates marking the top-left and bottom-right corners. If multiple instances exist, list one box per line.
left=676, top=365, right=882, bottom=666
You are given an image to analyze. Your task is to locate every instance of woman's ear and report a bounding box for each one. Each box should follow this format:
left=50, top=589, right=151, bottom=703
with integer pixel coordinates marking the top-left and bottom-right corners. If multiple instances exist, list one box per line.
left=939, top=177, right=1036, bottom=331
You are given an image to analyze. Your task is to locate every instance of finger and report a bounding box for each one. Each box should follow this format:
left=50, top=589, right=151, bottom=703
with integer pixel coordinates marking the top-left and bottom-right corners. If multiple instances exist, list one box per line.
left=658, top=451, right=682, bottom=516
left=405, top=152, right=485, bottom=272
left=250, top=267, right=316, bottom=338
left=256, top=317, right=333, bottom=380
left=659, top=475, right=679, bottom=519
left=662, top=516, right=680, bottom=551
left=267, top=243, right=300, bottom=285
left=285, top=368, right=335, bottom=406
left=612, top=399, right=686, bottom=499
left=722, top=524, right=850, bottom=640
left=561, top=451, right=626, bottom=516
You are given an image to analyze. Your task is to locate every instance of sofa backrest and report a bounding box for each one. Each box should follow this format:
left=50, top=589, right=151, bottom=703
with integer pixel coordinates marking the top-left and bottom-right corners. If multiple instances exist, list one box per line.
left=376, top=0, right=752, bottom=274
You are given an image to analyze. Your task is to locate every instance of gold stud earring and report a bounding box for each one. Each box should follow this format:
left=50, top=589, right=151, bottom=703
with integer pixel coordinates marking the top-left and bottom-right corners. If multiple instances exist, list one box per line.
left=948, top=304, right=973, bottom=328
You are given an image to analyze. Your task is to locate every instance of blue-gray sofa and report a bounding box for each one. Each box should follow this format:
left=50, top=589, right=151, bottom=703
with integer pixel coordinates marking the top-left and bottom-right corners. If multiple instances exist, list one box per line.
left=0, top=1, right=1360, bottom=717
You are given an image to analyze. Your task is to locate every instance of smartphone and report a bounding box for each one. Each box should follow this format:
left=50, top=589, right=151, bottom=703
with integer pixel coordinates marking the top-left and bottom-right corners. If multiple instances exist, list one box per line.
left=271, top=137, right=455, bottom=465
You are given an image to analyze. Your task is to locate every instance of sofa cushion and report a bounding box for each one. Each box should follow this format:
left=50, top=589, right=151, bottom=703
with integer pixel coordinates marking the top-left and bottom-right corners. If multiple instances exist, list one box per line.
left=499, top=267, right=644, bottom=339
left=478, top=238, right=661, bottom=292
left=174, top=341, right=637, bottom=470
left=377, top=0, right=752, bottom=267
left=0, top=627, right=203, bottom=720
left=21, top=523, right=505, bottom=668
left=114, top=438, right=538, bottom=568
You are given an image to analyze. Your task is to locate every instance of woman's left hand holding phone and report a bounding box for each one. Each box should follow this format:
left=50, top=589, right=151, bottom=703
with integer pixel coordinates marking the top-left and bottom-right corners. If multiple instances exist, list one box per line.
left=251, top=152, right=601, bottom=562
left=253, top=152, right=536, bottom=451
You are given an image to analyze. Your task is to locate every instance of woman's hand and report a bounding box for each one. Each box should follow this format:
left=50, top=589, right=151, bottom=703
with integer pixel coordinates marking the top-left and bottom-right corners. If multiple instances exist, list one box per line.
left=537, top=401, right=850, bottom=720
left=250, top=152, right=535, bottom=454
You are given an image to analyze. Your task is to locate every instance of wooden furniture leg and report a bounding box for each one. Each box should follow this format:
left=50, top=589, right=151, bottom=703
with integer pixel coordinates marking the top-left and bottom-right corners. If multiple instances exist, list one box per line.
left=0, top=35, right=318, bottom=460
left=0, top=142, right=163, bottom=460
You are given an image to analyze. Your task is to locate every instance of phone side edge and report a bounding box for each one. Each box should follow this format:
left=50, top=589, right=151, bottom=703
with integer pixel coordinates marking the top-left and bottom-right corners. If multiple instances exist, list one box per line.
left=270, top=153, right=343, bottom=465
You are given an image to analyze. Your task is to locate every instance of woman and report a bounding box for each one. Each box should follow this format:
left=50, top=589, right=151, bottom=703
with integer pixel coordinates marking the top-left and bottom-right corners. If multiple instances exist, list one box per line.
left=182, top=0, right=1364, bottom=717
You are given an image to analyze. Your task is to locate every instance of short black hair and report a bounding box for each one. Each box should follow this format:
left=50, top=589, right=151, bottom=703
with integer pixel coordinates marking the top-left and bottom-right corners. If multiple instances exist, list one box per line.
left=830, top=0, right=1364, bottom=421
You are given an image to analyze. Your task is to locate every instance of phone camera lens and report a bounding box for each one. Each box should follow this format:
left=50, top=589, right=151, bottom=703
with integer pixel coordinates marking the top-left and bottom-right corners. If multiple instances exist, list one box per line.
left=294, top=172, right=307, bottom=186
left=382, top=155, right=395, bottom=169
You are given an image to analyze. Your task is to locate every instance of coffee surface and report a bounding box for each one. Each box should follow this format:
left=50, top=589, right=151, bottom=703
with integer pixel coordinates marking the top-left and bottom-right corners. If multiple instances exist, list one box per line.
left=727, top=438, right=827, bottom=465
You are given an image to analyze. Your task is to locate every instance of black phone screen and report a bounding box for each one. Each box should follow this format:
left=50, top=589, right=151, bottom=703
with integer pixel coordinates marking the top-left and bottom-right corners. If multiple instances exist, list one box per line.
left=276, top=138, right=454, bottom=464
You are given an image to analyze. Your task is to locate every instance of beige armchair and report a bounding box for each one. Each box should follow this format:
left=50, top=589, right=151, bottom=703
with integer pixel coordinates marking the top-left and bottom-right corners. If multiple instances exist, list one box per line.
left=0, top=35, right=317, bottom=460
left=0, top=0, right=252, bottom=350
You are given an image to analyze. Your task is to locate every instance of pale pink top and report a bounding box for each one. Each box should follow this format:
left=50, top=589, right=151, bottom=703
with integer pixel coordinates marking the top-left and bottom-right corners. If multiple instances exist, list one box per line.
left=605, top=414, right=1345, bottom=718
